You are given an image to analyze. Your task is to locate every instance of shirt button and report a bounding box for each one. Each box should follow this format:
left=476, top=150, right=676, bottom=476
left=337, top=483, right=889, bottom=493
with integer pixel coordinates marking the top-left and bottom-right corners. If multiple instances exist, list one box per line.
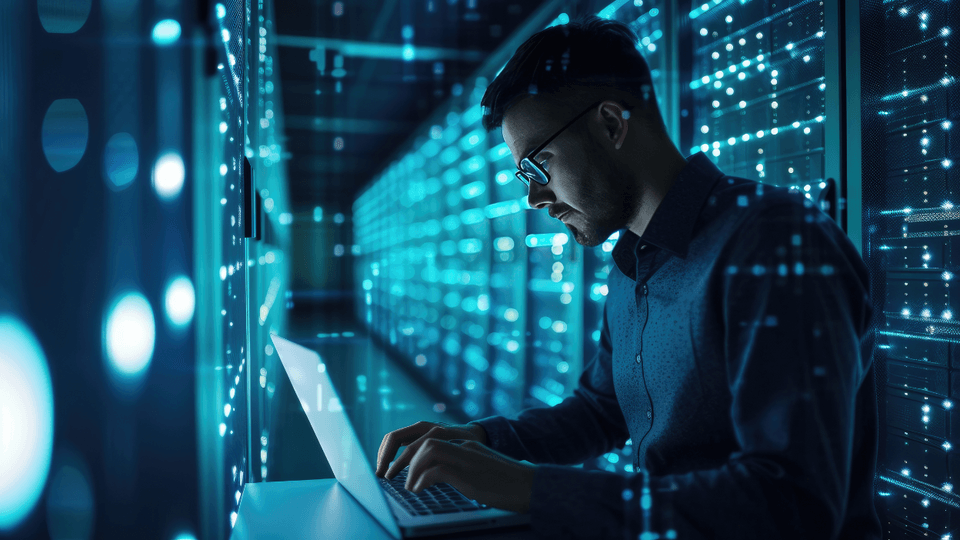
left=640, top=245, right=646, bottom=250
left=646, top=410, right=652, bottom=419
left=635, top=353, right=642, bottom=363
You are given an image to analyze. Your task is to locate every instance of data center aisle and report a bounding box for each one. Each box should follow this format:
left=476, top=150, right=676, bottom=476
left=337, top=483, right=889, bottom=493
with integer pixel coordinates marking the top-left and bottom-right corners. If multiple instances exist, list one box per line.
left=268, top=300, right=462, bottom=483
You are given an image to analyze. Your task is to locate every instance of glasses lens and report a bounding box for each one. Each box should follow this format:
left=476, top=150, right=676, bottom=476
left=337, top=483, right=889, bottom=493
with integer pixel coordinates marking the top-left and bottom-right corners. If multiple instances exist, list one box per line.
left=519, top=158, right=548, bottom=185
left=515, top=171, right=530, bottom=186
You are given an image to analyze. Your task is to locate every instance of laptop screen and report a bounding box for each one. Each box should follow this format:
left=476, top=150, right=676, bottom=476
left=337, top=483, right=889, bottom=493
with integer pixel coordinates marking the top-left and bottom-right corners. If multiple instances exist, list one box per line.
left=271, top=334, right=402, bottom=539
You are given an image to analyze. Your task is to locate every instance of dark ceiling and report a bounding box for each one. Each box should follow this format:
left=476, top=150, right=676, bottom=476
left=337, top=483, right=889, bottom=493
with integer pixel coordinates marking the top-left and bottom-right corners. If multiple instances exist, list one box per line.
left=273, top=0, right=546, bottom=214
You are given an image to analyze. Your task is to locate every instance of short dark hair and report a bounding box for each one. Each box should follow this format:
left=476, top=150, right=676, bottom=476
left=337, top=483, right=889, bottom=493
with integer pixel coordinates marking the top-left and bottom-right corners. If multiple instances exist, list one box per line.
left=481, top=15, right=657, bottom=133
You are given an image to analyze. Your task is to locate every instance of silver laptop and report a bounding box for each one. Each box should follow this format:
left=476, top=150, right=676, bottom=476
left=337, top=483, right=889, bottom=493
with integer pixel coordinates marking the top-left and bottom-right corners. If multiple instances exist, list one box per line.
left=271, top=334, right=531, bottom=539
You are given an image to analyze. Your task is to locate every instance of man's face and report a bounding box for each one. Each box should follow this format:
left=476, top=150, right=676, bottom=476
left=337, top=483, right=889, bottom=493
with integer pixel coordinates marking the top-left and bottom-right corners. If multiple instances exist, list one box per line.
left=501, top=97, right=636, bottom=247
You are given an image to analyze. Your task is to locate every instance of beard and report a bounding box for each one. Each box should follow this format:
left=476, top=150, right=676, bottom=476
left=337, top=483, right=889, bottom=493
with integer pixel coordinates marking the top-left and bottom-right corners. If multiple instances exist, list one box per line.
left=568, top=178, right=637, bottom=247
left=565, top=208, right=623, bottom=247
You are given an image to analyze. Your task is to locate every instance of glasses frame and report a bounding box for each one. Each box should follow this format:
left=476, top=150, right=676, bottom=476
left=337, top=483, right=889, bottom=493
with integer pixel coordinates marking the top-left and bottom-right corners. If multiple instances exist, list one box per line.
left=514, top=100, right=605, bottom=187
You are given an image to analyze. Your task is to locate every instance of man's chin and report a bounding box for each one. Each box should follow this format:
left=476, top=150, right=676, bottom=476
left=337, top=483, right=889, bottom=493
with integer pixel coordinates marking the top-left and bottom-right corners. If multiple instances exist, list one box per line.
left=568, top=224, right=605, bottom=248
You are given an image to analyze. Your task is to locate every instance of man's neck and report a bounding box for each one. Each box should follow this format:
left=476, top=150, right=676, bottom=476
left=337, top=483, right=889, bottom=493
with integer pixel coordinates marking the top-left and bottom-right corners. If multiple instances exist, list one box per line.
left=625, top=144, right=687, bottom=238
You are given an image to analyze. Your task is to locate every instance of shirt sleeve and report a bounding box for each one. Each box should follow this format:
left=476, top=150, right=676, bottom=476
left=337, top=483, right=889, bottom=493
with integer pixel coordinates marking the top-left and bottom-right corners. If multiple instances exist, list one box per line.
left=521, top=199, right=876, bottom=539
left=468, top=301, right=631, bottom=466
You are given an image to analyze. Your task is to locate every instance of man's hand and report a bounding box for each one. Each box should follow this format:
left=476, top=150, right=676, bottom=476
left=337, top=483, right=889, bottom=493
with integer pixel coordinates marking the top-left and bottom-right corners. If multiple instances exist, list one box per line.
left=404, top=439, right=536, bottom=514
left=376, top=421, right=488, bottom=479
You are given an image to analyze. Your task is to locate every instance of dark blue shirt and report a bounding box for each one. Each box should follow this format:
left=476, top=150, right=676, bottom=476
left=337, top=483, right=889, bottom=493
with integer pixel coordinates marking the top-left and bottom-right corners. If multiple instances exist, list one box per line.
left=472, top=152, right=880, bottom=539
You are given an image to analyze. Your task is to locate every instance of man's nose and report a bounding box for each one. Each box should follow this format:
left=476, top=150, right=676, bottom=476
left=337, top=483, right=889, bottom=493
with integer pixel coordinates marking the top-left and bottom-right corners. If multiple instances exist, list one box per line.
left=526, top=180, right=554, bottom=210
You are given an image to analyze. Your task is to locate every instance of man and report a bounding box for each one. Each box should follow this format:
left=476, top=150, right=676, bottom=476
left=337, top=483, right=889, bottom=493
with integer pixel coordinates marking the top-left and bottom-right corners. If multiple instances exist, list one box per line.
left=376, top=15, right=880, bottom=540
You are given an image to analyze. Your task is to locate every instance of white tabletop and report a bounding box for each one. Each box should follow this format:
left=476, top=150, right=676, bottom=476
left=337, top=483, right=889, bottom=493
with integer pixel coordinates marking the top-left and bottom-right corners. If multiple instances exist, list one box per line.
left=231, top=478, right=535, bottom=540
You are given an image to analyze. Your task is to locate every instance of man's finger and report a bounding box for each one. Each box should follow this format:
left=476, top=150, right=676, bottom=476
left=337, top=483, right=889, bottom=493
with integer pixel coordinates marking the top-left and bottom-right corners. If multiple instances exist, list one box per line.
left=410, top=463, right=459, bottom=494
left=386, top=425, right=447, bottom=479
left=376, top=422, right=428, bottom=477
left=405, top=438, right=471, bottom=491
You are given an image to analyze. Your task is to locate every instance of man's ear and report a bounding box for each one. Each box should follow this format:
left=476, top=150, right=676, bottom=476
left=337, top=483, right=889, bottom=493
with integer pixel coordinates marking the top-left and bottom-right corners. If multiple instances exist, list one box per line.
left=597, top=101, right=629, bottom=151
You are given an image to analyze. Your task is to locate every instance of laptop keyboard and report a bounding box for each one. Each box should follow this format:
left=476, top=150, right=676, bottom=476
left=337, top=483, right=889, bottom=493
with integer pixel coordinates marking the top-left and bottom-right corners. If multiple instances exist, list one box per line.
left=379, top=467, right=490, bottom=516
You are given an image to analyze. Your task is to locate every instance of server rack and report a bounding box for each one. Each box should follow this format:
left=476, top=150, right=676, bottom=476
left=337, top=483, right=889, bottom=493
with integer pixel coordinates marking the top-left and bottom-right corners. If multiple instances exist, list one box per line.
left=860, top=1, right=960, bottom=537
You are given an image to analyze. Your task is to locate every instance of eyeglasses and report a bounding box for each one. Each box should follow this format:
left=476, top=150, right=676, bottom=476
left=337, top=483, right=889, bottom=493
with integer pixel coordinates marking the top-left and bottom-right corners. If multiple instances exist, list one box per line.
left=514, top=100, right=604, bottom=187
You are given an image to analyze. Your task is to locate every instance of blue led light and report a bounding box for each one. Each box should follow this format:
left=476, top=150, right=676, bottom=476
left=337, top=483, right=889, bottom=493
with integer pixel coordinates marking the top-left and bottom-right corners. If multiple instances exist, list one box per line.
left=151, top=19, right=181, bottom=46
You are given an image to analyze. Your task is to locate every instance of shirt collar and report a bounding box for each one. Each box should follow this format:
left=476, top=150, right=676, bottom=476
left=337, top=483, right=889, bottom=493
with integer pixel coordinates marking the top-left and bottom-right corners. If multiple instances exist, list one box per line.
left=612, top=152, right=725, bottom=272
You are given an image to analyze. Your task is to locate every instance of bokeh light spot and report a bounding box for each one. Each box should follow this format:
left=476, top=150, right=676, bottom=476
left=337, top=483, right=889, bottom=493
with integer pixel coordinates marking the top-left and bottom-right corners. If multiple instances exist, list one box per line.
left=164, top=276, right=196, bottom=328
left=152, top=151, right=185, bottom=201
left=42, top=99, right=89, bottom=173
left=38, top=0, right=91, bottom=33
left=104, top=292, right=156, bottom=378
left=0, top=316, right=54, bottom=532
left=103, top=132, right=139, bottom=190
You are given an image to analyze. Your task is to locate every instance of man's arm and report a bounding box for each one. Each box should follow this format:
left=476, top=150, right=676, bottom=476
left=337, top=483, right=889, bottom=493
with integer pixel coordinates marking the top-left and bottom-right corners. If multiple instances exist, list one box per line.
left=470, top=302, right=631, bottom=465
left=524, top=199, right=876, bottom=539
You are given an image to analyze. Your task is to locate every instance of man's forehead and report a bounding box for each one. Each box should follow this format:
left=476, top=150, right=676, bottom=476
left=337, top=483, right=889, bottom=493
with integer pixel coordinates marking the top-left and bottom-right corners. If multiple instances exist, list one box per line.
left=502, top=100, right=556, bottom=161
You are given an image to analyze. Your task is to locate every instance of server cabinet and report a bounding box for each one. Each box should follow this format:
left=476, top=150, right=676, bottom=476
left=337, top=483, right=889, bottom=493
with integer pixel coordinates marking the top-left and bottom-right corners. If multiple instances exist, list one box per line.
left=860, top=1, right=960, bottom=537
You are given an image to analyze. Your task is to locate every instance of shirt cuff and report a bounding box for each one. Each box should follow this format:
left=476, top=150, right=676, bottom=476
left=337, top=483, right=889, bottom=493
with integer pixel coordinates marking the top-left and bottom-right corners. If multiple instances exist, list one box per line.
left=468, top=416, right=519, bottom=456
